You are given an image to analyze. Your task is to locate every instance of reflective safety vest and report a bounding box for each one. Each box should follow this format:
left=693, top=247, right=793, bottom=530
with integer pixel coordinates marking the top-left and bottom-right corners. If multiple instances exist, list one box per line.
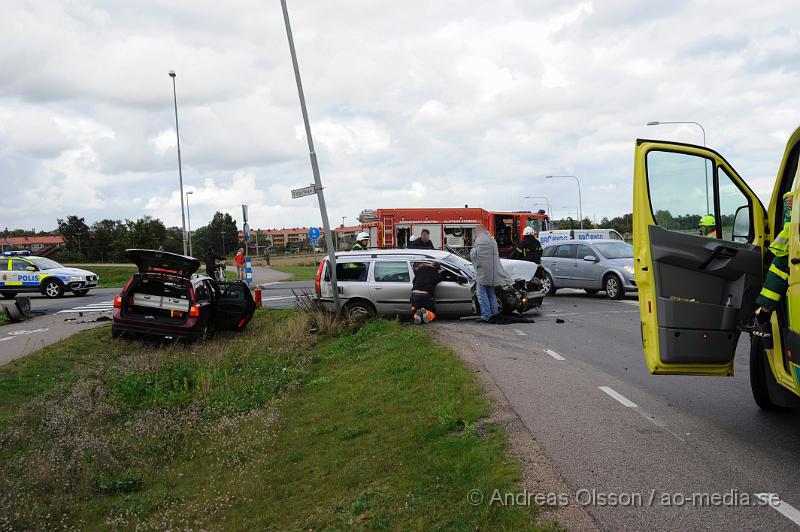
left=770, top=222, right=791, bottom=257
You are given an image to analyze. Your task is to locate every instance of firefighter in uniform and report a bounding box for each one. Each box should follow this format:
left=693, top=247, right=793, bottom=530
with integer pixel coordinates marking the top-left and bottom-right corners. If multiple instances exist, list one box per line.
left=352, top=232, right=370, bottom=251
left=699, top=215, right=718, bottom=238
left=511, top=226, right=543, bottom=263
left=742, top=191, right=794, bottom=340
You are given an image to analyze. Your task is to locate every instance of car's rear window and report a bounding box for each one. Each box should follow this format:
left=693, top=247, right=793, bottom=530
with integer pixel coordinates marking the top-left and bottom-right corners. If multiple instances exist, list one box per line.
left=134, top=277, right=189, bottom=299
left=325, top=261, right=370, bottom=282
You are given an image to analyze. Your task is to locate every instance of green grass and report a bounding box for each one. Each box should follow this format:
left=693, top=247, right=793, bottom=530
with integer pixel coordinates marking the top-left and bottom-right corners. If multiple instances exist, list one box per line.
left=0, top=311, right=545, bottom=530
left=272, top=264, right=318, bottom=280
left=67, top=265, right=236, bottom=288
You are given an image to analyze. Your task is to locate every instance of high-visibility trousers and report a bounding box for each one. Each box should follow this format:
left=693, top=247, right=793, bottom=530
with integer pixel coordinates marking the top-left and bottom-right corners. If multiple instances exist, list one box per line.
left=755, top=254, right=790, bottom=311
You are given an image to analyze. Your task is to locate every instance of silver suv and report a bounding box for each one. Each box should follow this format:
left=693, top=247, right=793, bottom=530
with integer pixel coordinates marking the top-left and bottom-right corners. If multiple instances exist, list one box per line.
left=314, top=249, right=547, bottom=319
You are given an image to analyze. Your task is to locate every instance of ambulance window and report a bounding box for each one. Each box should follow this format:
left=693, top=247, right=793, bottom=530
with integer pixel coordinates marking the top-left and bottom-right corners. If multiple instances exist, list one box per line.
left=718, top=166, right=752, bottom=242
left=646, top=150, right=714, bottom=234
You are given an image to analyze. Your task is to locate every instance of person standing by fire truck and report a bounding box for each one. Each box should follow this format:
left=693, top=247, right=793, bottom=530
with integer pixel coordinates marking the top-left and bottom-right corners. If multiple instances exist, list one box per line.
left=511, top=227, right=543, bottom=263
left=410, top=229, right=435, bottom=249
left=352, top=232, right=370, bottom=250
left=470, top=225, right=510, bottom=324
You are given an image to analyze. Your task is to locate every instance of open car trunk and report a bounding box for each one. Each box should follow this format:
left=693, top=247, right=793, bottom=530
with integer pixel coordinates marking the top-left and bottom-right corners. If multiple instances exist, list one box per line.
left=123, top=275, right=193, bottom=325
left=126, top=249, right=199, bottom=278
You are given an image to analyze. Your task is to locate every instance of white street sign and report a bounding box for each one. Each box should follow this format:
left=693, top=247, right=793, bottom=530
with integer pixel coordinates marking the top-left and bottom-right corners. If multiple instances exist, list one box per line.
left=291, top=185, right=316, bottom=199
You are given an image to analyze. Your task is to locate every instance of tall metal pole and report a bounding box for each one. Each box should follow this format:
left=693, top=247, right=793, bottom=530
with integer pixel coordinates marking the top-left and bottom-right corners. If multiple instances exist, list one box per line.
left=546, top=175, right=583, bottom=229
left=186, top=191, right=193, bottom=256
left=169, top=70, right=188, bottom=255
left=646, top=120, right=708, bottom=214
left=281, top=0, right=341, bottom=317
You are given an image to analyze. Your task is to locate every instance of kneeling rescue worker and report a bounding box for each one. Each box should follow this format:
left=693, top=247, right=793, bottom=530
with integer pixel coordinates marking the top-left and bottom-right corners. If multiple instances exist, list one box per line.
left=742, top=191, right=793, bottom=342
left=410, top=261, right=442, bottom=324
left=352, top=232, right=370, bottom=250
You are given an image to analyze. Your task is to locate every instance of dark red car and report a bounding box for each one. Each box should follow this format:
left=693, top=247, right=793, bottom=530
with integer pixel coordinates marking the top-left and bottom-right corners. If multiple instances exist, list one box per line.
left=112, top=249, right=255, bottom=340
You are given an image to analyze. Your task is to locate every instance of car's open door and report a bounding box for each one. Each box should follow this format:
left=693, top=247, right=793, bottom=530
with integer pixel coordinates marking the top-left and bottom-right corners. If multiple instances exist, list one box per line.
left=214, top=281, right=256, bottom=331
left=633, top=140, right=767, bottom=376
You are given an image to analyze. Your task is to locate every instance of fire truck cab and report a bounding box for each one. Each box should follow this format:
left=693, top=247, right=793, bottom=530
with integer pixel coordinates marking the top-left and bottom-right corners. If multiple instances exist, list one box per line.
left=367, top=207, right=550, bottom=255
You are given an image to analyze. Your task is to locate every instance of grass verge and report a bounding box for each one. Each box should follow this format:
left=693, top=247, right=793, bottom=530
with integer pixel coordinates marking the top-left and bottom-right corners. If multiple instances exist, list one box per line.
left=0, top=311, right=545, bottom=530
left=271, top=264, right=318, bottom=280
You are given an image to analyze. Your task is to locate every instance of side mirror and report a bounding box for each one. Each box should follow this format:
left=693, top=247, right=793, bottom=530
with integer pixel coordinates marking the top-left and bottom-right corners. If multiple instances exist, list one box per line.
left=731, top=205, right=751, bottom=243
left=583, top=255, right=598, bottom=262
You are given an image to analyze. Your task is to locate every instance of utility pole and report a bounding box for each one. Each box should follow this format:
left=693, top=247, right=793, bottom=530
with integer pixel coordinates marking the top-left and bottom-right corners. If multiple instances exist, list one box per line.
left=169, top=70, right=188, bottom=255
left=220, top=230, right=226, bottom=256
left=281, top=0, right=341, bottom=317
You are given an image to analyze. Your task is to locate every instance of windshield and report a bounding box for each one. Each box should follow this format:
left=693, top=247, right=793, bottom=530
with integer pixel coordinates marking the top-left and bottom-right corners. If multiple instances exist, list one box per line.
left=28, top=257, right=64, bottom=270
left=442, top=253, right=476, bottom=278
left=594, top=242, right=633, bottom=259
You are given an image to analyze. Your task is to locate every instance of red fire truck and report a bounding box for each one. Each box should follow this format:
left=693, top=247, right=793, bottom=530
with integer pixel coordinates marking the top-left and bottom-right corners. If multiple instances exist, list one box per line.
left=358, top=207, right=550, bottom=255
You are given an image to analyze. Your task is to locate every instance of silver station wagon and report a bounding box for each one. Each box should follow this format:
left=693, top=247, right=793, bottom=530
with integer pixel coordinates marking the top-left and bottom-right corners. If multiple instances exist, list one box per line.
left=314, top=249, right=547, bottom=320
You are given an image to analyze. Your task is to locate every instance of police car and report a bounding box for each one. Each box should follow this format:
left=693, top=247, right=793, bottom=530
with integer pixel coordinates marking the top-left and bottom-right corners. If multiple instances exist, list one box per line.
left=0, top=251, right=99, bottom=299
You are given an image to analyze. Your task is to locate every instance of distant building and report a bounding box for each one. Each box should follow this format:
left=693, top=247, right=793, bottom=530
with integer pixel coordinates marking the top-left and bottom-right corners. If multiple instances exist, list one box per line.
left=0, top=236, right=64, bottom=257
left=237, top=225, right=364, bottom=253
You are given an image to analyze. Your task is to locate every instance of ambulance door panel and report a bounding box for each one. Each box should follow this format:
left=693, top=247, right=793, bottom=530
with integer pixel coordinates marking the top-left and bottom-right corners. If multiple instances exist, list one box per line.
left=634, top=141, right=766, bottom=376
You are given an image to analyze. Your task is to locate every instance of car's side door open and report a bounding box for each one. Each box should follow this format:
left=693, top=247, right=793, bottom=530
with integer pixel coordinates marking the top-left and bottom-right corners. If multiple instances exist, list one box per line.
left=214, top=281, right=256, bottom=331
left=633, top=140, right=767, bottom=376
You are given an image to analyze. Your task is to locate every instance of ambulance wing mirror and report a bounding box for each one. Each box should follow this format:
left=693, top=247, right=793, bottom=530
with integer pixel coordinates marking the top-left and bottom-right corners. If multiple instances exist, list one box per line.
left=731, top=205, right=751, bottom=243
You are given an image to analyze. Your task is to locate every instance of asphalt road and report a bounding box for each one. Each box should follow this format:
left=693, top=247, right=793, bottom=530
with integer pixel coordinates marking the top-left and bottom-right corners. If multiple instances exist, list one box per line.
left=258, top=280, right=314, bottom=309
left=434, top=290, right=800, bottom=531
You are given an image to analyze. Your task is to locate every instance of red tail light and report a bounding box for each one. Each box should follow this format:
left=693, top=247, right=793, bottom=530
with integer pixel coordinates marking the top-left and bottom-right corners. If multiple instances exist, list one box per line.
left=113, top=295, right=122, bottom=308
left=188, top=304, right=200, bottom=318
left=315, top=260, right=325, bottom=297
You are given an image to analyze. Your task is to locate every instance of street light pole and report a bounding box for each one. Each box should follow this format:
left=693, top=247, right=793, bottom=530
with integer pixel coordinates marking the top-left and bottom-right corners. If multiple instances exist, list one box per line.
left=281, top=0, right=341, bottom=317
left=646, top=120, right=709, bottom=214
left=169, top=70, right=188, bottom=255
left=186, top=191, right=193, bottom=256
left=546, top=175, right=583, bottom=229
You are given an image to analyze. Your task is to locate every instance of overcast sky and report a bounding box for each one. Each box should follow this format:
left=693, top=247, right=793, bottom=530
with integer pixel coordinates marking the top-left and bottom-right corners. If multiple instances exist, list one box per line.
left=1, top=0, right=798, bottom=232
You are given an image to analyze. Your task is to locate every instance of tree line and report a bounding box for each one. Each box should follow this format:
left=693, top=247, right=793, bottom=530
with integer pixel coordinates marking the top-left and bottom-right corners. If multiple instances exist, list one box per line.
left=54, top=212, right=241, bottom=263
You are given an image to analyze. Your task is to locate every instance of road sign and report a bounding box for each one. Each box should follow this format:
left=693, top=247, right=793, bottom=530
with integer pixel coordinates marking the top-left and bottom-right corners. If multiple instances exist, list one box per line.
left=308, top=227, right=320, bottom=240
left=291, top=185, right=316, bottom=199
left=241, top=204, right=249, bottom=223
left=243, top=223, right=251, bottom=242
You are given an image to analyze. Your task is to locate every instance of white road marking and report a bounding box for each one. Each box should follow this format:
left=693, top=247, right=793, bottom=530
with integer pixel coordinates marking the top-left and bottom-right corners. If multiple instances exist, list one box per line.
left=57, top=300, right=115, bottom=314
left=513, top=328, right=527, bottom=336
left=0, top=336, right=13, bottom=342
left=544, top=349, right=566, bottom=361
left=599, top=386, right=638, bottom=408
left=261, top=296, right=295, bottom=302
left=755, top=494, right=800, bottom=527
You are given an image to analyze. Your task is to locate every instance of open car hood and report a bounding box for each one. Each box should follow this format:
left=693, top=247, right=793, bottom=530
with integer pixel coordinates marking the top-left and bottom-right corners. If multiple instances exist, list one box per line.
left=125, top=249, right=200, bottom=278
left=499, top=258, right=539, bottom=282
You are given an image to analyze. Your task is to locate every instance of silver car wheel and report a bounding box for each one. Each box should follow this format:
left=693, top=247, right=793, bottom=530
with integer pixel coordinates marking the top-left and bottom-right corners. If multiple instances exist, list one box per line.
left=605, top=276, right=619, bottom=299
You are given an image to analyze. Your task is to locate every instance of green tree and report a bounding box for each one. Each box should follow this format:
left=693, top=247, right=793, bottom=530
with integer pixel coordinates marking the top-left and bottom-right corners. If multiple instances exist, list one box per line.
left=57, top=215, right=90, bottom=257
left=88, top=219, right=128, bottom=262
left=126, top=216, right=168, bottom=250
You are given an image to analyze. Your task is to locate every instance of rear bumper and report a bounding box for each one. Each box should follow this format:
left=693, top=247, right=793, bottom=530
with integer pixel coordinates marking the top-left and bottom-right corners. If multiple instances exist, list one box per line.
left=112, top=311, right=205, bottom=340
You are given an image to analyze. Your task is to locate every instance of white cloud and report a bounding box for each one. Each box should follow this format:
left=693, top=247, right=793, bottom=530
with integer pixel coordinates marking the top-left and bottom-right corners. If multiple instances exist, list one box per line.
left=0, top=0, right=799, bottom=232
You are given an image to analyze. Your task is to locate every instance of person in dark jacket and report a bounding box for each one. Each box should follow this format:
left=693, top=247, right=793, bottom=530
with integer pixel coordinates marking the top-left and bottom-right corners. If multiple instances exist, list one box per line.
left=409, top=229, right=435, bottom=249
left=410, top=261, right=442, bottom=324
left=511, top=227, right=543, bottom=263
left=204, top=248, right=225, bottom=279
